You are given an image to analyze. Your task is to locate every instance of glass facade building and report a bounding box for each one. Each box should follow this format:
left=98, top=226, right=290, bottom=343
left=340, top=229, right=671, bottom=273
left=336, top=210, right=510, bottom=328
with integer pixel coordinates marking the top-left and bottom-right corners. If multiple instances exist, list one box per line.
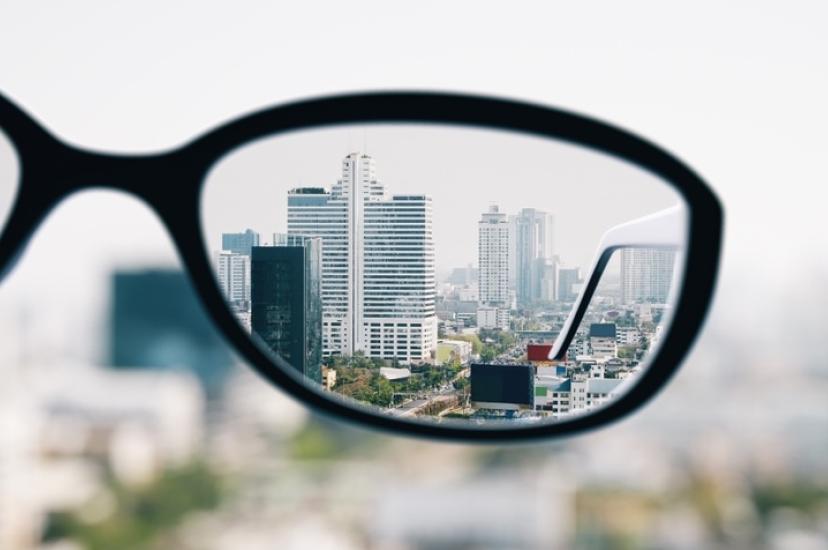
left=250, top=238, right=322, bottom=383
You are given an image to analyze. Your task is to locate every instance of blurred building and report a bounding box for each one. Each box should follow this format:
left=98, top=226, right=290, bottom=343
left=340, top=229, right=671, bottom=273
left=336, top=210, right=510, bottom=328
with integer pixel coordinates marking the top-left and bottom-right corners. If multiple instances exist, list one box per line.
left=372, top=470, right=573, bottom=548
left=0, top=363, right=203, bottom=549
left=251, top=237, right=322, bottom=384
left=108, top=269, right=234, bottom=395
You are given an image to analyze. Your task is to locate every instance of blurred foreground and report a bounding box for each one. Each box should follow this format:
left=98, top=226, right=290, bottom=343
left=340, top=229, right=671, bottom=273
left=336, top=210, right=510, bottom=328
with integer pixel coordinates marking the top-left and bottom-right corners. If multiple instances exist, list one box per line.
left=0, top=195, right=826, bottom=549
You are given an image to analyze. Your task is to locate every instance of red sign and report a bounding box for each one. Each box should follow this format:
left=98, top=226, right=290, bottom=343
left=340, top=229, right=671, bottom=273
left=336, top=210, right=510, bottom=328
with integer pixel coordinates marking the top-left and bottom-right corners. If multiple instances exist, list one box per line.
left=527, top=344, right=553, bottom=362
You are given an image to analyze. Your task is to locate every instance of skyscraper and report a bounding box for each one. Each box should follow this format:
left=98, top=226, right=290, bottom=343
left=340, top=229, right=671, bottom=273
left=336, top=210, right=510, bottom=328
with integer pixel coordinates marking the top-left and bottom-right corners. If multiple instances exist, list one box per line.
left=287, top=153, right=436, bottom=363
left=620, top=248, right=677, bottom=304
left=478, top=205, right=511, bottom=329
left=222, top=229, right=260, bottom=256
left=513, top=208, right=554, bottom=305
left=251, top=237, right=322, bottom=383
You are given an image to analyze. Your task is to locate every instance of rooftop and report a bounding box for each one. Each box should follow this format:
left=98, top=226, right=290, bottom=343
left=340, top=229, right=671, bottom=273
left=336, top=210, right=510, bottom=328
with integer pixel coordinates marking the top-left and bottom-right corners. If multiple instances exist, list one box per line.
left=589, top=323, right=617, bottom=338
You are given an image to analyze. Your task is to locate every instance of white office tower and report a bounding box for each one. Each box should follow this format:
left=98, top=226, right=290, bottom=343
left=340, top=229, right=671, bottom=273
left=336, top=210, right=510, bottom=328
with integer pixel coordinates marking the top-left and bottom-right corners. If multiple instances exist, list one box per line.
left=287, top=153, right=436, bottom=362
left=217, top=250, right=250, bottom=310
left=620, top=248, right=677, bottom=304
left=513, top=208, right=554, bottom=305
left=477, top=205, right=511, bottom=330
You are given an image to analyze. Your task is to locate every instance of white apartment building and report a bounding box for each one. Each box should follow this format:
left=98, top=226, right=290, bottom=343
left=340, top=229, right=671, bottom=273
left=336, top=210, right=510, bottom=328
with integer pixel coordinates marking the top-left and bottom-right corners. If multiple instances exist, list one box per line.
left=217, top=250, right=250, bottom=310
left=620, top=247, right=677, bottom=304
left=478, top=205, right=511, bottom=329
left=535, top=376, right=623, bottom=416
left=476, top=305, right=510, bottom=331
left=616, top=325, right=641, bottom=346
left=287, top=153, right=436, bottom=362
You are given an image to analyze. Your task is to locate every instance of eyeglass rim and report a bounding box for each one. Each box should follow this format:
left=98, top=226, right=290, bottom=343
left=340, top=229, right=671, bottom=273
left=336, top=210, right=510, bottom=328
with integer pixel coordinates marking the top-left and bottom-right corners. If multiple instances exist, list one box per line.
left=0, top=90, right=723, bottom=441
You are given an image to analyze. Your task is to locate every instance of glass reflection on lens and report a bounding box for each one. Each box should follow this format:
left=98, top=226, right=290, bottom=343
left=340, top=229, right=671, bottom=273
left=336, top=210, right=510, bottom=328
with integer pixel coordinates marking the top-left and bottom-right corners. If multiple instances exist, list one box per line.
left=201, top=124, right=686, bottom=426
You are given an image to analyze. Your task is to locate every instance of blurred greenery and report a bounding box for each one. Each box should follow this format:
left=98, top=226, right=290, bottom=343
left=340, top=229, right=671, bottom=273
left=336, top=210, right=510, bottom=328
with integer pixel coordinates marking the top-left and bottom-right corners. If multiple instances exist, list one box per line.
left=42, top=461, right=222, bottom=550
left=288, top=416, right=382, bottom=461
left=752, top=482, right=828, bottom=521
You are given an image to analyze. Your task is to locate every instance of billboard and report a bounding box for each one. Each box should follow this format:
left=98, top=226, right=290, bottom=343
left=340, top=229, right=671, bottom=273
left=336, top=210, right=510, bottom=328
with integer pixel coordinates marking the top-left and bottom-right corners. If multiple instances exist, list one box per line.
left=470, top=363, right=534, bottom=410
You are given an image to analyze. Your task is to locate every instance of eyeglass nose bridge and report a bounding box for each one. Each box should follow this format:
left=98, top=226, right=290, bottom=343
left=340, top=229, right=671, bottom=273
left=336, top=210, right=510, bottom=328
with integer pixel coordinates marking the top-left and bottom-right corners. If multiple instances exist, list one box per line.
left=0, top=131, right=197, bottom=285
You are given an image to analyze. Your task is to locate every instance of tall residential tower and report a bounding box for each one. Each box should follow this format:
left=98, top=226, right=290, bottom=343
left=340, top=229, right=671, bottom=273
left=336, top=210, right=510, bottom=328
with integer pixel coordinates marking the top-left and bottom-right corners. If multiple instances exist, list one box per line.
left=477, top=205, right=511, bottom=329
left=620, top=248, right=677, bottom=304
left=287, top=153, right=436, bottom=363
left=512, top=208, right=555, bottom=305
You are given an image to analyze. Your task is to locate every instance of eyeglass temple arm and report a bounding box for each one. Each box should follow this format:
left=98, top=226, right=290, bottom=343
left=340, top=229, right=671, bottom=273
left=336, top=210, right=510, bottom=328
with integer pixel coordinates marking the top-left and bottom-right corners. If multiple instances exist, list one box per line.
left=549, top=205, right=687, bottom=361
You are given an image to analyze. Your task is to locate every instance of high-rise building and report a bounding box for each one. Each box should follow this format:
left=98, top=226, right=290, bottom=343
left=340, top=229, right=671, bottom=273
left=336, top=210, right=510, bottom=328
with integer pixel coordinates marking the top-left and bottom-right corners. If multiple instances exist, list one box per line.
left=538, top=256, right=559, bottom=302
left=222, top=229, right=260, bottom=256
left=619, top=248, right=676, bottom=304
left=478, top=205, right=510, bottom=329
left=216, top=250, right=250, bottom=310
left=287, top=153, right=436, bottom=363
left=251, top=237, right=322, bottom=383
left=513, top=208, right=554, bottom=305
left=556, top=266, right=581, bottom=303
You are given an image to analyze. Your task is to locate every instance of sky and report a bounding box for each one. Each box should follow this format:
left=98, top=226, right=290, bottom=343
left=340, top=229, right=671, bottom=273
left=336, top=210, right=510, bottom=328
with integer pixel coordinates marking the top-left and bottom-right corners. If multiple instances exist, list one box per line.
left=200, top=123, right=681, bottom=272
left=0, top=0, right=826, bottom=369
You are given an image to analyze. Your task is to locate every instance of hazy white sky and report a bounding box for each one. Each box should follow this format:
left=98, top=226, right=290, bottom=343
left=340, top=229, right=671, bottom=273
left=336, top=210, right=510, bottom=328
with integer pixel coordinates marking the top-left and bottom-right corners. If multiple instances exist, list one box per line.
left=201, top=124, right=680, bottom=272
left=0, top=1, right=826, bottom=367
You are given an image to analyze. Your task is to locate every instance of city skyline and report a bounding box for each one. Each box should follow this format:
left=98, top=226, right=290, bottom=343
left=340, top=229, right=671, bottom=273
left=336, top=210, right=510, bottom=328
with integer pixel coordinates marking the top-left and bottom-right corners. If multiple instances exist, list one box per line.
left=205, top=140, right=685, bottom=422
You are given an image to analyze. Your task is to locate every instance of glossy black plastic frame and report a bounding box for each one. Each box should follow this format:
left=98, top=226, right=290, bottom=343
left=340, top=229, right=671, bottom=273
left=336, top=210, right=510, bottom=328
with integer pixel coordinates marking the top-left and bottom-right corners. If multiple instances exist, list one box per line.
left=0, top=91, right=722, bottom=442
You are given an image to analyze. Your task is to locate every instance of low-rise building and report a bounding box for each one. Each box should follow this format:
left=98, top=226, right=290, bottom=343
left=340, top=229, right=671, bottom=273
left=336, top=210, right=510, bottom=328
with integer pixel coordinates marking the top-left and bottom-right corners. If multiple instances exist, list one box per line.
left=476, top=306, right=510, bottom=330
left=589, top=323, right=617, bottom=358
left=535, top=374, right=624, bottom=416
left=436, top=339, right=473, bottom=365
left=380, top=367, right=412, bottom=382
left=616, top=326, right=641, bottom=346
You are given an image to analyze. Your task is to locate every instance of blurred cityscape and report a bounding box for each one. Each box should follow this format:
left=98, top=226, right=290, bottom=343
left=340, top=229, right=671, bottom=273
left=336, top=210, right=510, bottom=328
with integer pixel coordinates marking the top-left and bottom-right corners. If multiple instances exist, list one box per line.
left=1, top=256, right=827, bottom=549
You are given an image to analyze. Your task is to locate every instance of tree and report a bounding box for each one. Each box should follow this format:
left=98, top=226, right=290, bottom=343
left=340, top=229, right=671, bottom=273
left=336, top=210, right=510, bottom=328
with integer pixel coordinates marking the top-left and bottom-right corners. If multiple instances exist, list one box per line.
left=480, top=346, right=497, bottom=362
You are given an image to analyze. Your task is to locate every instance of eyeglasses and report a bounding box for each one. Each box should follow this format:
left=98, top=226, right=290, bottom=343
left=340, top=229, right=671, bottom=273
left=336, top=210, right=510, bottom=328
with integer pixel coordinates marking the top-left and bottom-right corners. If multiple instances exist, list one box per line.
left=0, top=91, right=722, bottom=441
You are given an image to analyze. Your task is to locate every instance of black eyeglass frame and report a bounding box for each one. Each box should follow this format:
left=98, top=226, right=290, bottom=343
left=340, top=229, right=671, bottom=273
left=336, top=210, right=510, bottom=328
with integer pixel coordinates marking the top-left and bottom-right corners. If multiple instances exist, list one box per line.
left=0, top=91, right=722, bottom=442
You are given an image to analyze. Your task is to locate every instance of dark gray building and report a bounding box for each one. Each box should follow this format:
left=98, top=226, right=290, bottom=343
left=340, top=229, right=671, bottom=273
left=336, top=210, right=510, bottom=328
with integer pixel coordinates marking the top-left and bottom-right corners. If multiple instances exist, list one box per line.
left=251, top=237, right=322, bottom=384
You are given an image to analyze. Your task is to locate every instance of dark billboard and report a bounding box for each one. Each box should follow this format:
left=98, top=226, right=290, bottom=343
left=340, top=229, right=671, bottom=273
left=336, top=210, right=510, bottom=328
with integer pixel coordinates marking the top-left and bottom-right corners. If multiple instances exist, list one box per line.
left=470, top=363, right=534, bottom=409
